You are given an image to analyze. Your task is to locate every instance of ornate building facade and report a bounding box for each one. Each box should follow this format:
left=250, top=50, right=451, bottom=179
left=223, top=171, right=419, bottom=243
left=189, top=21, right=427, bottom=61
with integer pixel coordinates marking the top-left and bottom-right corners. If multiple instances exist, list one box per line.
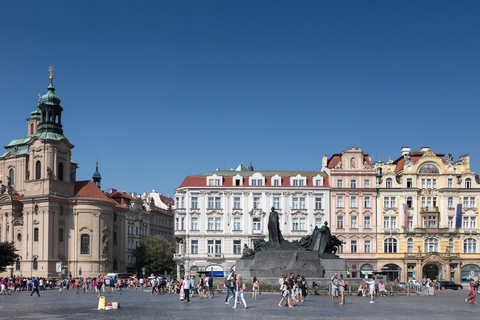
left=375, top=147, right=480, bottom=282
left=173, top=164, right=330, bottom=279
left=326, top=147, right=378, bottom=277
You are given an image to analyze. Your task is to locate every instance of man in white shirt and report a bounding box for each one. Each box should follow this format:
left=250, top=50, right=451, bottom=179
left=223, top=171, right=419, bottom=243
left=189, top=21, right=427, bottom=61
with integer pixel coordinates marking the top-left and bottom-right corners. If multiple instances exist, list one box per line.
left=331, top=273, right=339, bottom=304
left=365, top=276, right=376, bottom=303
left=183, top=275, right=191, bottom=303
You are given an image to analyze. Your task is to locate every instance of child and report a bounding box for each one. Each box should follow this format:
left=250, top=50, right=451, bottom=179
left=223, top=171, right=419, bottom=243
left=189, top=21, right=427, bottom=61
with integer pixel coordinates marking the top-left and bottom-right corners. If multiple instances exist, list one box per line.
left=364, top=276, right=376, bottom=303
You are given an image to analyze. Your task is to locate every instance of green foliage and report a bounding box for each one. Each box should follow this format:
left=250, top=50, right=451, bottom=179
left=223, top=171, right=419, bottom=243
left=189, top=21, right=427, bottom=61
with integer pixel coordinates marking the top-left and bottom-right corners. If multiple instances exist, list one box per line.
left=0, top=242, right=19, bottom=272
left=134, top=235, right=175, bottom=275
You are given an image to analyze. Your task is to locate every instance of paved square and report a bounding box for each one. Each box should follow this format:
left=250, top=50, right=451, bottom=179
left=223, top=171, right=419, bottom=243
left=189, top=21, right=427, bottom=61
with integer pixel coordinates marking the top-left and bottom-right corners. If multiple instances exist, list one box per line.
left=0, top=288, right=477, bottom=319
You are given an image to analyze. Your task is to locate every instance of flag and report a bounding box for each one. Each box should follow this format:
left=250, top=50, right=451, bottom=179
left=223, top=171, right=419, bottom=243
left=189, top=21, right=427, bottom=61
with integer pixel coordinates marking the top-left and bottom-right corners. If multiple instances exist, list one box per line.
left=403, top=204, right=409, bottom=227
left=455, top=204, right=463, bottom=228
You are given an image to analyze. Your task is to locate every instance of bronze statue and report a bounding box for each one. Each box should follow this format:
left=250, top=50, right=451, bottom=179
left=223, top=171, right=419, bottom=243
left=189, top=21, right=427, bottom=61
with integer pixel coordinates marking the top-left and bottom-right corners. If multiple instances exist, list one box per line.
left=268, top=207, right=284, bottom=246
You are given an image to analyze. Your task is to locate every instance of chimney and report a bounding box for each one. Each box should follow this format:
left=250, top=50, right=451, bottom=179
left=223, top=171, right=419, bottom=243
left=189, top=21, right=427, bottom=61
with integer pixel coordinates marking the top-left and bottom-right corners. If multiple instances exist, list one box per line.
left=421, top=146, right=430, bottom=152
left=401, top=146, right=411, bottom=156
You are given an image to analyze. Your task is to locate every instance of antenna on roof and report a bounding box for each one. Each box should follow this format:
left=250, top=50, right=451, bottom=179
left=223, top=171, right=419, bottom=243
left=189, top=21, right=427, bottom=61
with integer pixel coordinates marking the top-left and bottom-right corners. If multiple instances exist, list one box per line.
left=224, top=159, right=226, bottom=171
left=376, top=151, right=378, bottom=162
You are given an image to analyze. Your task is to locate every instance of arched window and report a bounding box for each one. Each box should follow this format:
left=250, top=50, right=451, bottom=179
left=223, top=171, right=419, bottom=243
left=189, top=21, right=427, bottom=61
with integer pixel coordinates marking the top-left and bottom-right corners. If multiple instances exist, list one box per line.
left=113, top=232, right=117, bottom=246
left=8, top=169, right=14, bottom=186
left=407, top=238, right=414, bottom=253
left=35, top=161, right=41, bottom=180
left=33, top=258, right=38, bottom=270
left=58, top=162, right=64, bottom=181
left=59, top=228, right=64, bottom=242
left=466, top=178, right=472, bottom=189
left=449, top=238, right=454, bottom=253
left=34, top=205, right=39, bottom=215
left=34, top=228, right=39, bottom=242
left=464, top=238, right=477, bottom=253
left=30, top=123, right=34, bottom=135
left=17, top=233, right=22, bottom=242
left=15, top=258, right=20, bottom=271
left=80, top=234, right=90, bottom=254
left=377, top=168, right=382, bottom=175
left=384, top=238, right=397, bottom=253
left=386, top=178, right=393, bottom=188
left=113, top=259, right=118, bottom=271
left=424, top=238, right=439, bottom=253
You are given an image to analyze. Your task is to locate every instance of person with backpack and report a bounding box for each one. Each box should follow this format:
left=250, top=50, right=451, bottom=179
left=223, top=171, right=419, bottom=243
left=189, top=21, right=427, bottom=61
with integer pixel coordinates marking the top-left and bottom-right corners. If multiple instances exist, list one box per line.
left=208, top=274, right=214, bottom=297
left=252, top=276, right=259, bottom=300
left=225, top=269, right=235, bottom=304
left=30, top=277, right=40, bottom=297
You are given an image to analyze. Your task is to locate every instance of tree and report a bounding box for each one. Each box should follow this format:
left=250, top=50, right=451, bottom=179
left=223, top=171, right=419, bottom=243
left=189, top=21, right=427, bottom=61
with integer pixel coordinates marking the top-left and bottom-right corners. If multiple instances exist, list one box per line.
left=0, top=241, right=19, bottom=272
left=134, top=235, right=175, bottom=276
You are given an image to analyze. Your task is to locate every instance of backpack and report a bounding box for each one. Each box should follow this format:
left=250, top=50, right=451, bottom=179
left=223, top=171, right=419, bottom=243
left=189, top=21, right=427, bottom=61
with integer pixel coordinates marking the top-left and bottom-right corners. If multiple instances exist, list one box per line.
left=208, top=277, right=213, bottom=287
left=224, top=277, right=229, bottom=287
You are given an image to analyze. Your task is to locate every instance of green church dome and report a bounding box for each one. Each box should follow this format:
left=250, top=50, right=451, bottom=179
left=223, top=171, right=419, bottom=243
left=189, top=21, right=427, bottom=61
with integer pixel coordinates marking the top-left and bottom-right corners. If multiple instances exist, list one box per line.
left=41, top=81, right=61, bottom=105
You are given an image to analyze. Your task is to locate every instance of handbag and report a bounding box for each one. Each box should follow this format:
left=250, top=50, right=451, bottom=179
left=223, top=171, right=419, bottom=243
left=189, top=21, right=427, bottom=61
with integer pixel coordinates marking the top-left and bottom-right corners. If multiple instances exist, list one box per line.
left=179, top=291, right=184, bottom=300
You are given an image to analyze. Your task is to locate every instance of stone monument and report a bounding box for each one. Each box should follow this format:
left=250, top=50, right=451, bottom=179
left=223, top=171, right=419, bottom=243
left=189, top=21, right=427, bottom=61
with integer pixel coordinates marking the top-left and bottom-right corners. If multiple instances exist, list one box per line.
left=236, top=207, right=347, bottom=278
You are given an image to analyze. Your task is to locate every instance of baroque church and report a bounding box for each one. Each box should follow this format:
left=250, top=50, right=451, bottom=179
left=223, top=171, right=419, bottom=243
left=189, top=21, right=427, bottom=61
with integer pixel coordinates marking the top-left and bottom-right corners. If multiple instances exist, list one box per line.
left=0, top=70, right=126, bottom=278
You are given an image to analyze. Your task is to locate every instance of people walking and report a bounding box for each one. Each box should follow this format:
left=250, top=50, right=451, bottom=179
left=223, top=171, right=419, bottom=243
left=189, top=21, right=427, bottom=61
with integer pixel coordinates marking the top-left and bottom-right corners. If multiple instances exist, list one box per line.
left=183, top=274, right=191, bottom=304
left=233, top=275, right=247, bottom=309
left=252, top=276, right=259, bottom=300
left=30, top=278, right=40, bottom=297
left=466, top=278, right=477, bottom=304
left=331, top=273, right=339, bottom=304
left=338, top=274, right=345, bottom=305
left=225, top=269, right=235, bottom=304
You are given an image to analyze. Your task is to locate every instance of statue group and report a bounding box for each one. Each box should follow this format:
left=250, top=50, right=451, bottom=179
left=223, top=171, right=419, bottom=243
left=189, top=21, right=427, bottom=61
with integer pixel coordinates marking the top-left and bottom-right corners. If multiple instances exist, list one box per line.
left=242, top=207, right=343, bottom=259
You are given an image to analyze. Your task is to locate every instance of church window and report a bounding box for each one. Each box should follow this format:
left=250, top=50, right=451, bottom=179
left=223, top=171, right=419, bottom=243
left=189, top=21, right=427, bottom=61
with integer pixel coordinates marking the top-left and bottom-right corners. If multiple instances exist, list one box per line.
left=34, top=228, right=39, bottom=242
left=8, top=169, right=14, bottom=186
left=15, top=258, right=20, bottom=271
left=113, top=232, right=117, bottom=245
left=36, top=161, right=41, bottom=179
left=81, top=234, right=90, bottom=254
left=58, top=162, right=64, bottom=181
left=33, top=258, right=38, bottom=270
left=59, top=228, right=64, bottom=242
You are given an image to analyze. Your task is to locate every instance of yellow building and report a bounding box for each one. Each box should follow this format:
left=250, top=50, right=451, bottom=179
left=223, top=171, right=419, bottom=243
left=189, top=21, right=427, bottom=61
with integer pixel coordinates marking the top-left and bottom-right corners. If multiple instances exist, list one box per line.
left=375, top=147, right=480, bottom=283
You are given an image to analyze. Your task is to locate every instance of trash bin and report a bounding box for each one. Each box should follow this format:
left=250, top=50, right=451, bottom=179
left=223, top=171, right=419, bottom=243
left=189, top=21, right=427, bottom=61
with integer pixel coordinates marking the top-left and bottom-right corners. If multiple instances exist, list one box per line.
left=428, top=287, right=435, bottom=296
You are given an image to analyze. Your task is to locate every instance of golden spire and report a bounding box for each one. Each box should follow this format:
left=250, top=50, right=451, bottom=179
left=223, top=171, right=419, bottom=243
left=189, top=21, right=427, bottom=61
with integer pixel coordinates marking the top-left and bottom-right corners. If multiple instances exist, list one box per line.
left=48, top=64, right=54, bottom=81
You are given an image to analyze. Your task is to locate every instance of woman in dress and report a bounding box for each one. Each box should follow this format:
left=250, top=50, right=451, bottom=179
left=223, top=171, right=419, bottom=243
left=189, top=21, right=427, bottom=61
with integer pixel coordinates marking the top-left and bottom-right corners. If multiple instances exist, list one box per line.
left=338, top=274, right=345, bottom=305
left=233, top=275, right=247, bottom=309
left=301, top=276, right=307, bottom=302
left=466, top=278, right=477, bottom=304
left=252, top=276, right=259, bottom=300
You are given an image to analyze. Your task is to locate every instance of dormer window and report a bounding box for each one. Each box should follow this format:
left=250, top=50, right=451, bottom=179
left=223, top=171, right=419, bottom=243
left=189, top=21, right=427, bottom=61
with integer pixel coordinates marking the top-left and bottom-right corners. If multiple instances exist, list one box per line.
left=290, top=174, right=307, bottom=187
left=313, top=174, right=324, bottom=187
left=207, top=174, right=222, bottom=186
left=249, top=173, right=265, bottom=186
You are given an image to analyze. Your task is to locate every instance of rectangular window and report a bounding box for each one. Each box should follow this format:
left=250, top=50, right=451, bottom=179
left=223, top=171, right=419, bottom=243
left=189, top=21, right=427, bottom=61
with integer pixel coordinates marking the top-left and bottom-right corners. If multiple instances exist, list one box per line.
left=315, top=197, right=322, bottom=209
left=316, top=180, right=322, bottom=186
left=365, top=240, right=371, bottom=253
left=428, top=216, right=436, bottom=228
left=421, top=179, right=426, bottom=189
left=299, top=218, right=306, bottom=230
left=191, top=197, right=198, bottom=209
left=252, top=180, right=257, bottom=186
left=215, top=217, right=222, bottom=230
left=464, top=217, right=469, bottom=229
left=273, top=197, right=280, bottom=209
left=191, top=217, right=198, bottom=230
left=391, top=217, right=397, bottom=228
left=384, top=197, right=390, bottom=208
left=253, top=197, right=260, bottom=209
left=315, top=218, right=322, bottom=228
left=426, top=179, right=432, bottom=188
left=338, top=244, right=344, bottom=253
left=299, top=180, right=304, bottom=186
left=464, top=197, right=469, bottom=208
left=215, top=240, right=221, bottom=254
left=432, top=179, right=437, bottom=189
left=234, top=218, right=241, bottom=230
left=207, top=240, right=214, bottom=254
left=181, top=217, right=185, bottom=230
left=408, top=216, right=413, bottom=229
left=235, top=179, right=241, bottom=186
left=337, top=180, right=343, bottom=188
left=257, top=179, right=263, bottom=186
left=351, top=196, right=357, bottom=208
left=364, top=196, right=371, bottom=208
left=351, top=240, right=357, bottom=253
left=274, top=179, right=280, bottom=186
left=384, top=217, right=389, bottom=229
left=448, top=178, right=453, bottom=188
left=471, top=197, right=475, bottom=208
left=337, top=196, right=343, bottom=208
left=233, top=240, right=241, bottom=254
left=448, top=216, right=454, bottom=229
left=292, top=218, right=299, bottom=230
left=337, top=216, right=344, bottom=228
left=59, top=228, right=64, bottom=242
left=175, top=218, right=179, bottom=230
left=233, top=197, right=241, bottom=209
left=215, top=197, right=221, bottom=209
left=208, top=197, right=214, bottom=209
left=208, top=217, right=214, bottom=230
left=448, top=197, right=453, bottom=208
left=364, top=180, right=370, bottom=188
left=470, top=217, right=476, bottom=229
left=253, top=218, right=261, bottom=233
left=364, top=216, right=371, bottom=228
left=293, top=180, right=298, bottom=186
left=191, top=240, right=198, bottom=254
left=299, top=197, right=306, bottom=209
left=292, top=198, right=299, bottom=209
left=351, top=216, right=357, bottom=228
left=421, top=197, right=426, bottom=208
left=391, top=197, right=396, bottom=208
left=407, top=178, right=412, bottom=188
left=351, top=180, right=356, bottom=188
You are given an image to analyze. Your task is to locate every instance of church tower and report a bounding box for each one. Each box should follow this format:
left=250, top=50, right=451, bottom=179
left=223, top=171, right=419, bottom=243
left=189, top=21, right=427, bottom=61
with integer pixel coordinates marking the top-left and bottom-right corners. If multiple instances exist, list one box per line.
left=92, top=158, right=102, bottom=188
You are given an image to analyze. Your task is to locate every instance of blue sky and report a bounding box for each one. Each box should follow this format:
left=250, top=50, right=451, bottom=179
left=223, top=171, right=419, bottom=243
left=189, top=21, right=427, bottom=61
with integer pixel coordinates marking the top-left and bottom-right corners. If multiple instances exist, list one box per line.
left=2, top=1, right=479, bottom=196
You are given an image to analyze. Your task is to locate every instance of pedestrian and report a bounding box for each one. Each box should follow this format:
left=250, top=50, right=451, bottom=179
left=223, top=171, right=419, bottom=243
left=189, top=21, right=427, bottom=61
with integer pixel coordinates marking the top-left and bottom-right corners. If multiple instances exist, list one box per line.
left=252, top=276, right=259, bottom=300
left=466, top=278, right=477, bottom=304
left=233, top=275, right=247, bottom=309
left=0, top=277, right=6, bottom=295
left=278, top=275, right=293, bottom=308
left=331, top=273, right=339, bottom=304
left=225, top=269, right=235, bottom=304
left=183, top=275, right=191, bottom=304
left=338, top=274, right=345, bottom=305
left=204, top=275, right=211, bottom=298
left=190, top=276, right=195, bottom=298
left=30, top=278, right=40, bottom=297
left=364, top=276, right=376, bottom=303
left=301, top=276, right=307, bottom=302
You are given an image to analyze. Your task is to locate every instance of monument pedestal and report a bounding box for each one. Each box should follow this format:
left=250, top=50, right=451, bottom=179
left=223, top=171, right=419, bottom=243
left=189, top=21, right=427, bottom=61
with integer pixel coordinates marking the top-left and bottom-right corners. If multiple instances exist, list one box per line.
left=235, top=251, right=327, bottom=278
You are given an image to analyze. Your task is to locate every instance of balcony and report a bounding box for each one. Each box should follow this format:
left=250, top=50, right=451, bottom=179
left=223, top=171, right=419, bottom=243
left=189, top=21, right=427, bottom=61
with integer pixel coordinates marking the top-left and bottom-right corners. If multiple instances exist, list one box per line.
left=206, top=253, right=224, bottom=261
left=173, top=253, right=185, bottom=262
left=414, top=227, right=449, bottom=234
left=420, top=207, right=439, bottom=213
left=252, top=229, right=262, bottom=235
left=384, top=228, right=399, bottom=234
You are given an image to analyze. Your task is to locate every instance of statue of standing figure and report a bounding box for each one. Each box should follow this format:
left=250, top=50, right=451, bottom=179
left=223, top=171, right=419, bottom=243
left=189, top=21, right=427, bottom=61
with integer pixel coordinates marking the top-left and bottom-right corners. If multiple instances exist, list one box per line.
left=268, top=207, right=284, bottom=247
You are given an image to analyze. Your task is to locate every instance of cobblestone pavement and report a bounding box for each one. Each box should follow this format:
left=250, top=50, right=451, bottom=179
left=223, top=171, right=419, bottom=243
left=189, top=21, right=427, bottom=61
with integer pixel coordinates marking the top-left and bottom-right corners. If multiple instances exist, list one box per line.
left=0, top=288, right=477, bottom=319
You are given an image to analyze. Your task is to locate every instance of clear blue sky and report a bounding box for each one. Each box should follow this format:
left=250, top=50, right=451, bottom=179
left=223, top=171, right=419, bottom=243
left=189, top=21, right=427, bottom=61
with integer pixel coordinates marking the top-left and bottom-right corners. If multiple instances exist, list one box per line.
left=2, top=1, right=479, bottom=196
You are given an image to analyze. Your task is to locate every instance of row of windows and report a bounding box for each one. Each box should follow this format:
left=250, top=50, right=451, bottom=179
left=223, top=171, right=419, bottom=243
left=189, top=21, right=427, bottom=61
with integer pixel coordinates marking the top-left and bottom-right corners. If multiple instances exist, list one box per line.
left=183, top=196, right=325, bottom=210
left=336, top=216, right=371, bottom=229
left=383, top=238, right=478, bottom=253
left=190, top=239, right=243, bottom=255
left=177, top=217, right=326, bottom=231
left=336, top=196, right=371, bottom=208
left=337, top=240, right=372, bottom=254
left=207, top=177, right=324, bottom=187
left=336, top=179, right=371, bottom=188
left=7, top=161, right=66, bottom=185
left=127, top=225, right=147, bottom=236
left=384, top=177, right=473, bottom=189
